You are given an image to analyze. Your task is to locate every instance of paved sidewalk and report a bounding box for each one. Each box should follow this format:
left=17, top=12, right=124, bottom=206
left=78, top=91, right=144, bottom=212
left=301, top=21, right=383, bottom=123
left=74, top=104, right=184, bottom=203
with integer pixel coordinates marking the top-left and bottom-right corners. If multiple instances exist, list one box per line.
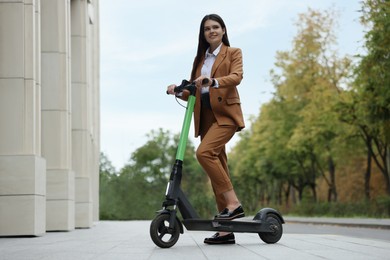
left=1, top=218, right=390, bottom=260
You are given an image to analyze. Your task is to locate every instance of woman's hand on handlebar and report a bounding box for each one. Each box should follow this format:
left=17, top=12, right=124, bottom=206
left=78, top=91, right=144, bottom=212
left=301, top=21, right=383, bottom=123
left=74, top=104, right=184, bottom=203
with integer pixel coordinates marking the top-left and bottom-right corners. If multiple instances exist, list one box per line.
left=194, top=76, right=212, bottom=88
left=167, top=84, right=177, bottom=95
left=166, top=77, right=209, bottom=95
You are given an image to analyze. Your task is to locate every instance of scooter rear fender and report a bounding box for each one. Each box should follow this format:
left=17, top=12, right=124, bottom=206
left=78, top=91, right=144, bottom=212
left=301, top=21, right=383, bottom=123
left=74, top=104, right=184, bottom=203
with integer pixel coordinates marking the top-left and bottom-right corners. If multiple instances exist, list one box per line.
left=254, top=208, right=285, bottom=224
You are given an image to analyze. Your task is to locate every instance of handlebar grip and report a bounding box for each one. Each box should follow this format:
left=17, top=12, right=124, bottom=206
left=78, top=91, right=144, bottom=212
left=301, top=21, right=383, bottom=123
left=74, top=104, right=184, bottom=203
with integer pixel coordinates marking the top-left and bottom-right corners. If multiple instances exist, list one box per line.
left=166, top=79, right=196, bottom=95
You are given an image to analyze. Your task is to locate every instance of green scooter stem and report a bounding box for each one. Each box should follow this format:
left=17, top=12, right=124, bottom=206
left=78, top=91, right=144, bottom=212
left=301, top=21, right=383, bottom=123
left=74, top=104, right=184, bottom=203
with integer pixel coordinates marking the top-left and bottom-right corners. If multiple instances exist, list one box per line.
left=175, top=95, right=196, bottom=161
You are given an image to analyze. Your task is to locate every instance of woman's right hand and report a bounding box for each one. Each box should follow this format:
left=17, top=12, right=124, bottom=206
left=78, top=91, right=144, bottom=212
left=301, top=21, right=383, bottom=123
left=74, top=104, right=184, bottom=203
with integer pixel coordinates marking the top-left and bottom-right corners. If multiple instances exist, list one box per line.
left=166, top=84, right=177, bottom=95
left=194, top=76, right=211, bottom=88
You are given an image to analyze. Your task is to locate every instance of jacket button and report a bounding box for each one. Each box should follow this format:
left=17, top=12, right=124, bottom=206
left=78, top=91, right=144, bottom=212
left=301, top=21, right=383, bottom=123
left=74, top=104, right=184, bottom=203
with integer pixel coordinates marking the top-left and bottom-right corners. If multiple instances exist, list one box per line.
left=218, top=97, right=222, bottom=102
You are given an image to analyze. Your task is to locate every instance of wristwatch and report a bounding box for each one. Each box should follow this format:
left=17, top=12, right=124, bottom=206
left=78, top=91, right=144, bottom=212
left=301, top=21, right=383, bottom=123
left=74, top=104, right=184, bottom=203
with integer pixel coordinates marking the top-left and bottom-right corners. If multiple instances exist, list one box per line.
left=211, top=79, right=216, bottom=87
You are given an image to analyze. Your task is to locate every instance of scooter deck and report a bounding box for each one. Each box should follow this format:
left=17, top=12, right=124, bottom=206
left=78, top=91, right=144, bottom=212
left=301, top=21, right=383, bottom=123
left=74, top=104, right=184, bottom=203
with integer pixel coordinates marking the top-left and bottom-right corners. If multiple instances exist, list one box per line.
left=182, top=218, right=273, bottom=233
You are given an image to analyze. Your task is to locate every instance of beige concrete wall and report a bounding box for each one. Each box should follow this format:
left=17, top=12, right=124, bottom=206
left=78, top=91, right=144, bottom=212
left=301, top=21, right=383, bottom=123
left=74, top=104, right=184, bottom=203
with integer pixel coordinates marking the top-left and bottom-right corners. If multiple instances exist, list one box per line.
left=0, top=0, right=100, bottom=236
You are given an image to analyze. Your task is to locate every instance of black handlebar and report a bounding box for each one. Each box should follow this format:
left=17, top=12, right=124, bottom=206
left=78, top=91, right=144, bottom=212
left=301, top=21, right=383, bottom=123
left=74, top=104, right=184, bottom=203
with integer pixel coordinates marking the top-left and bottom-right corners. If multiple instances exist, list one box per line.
left=167, top=78, right=209, bottom=95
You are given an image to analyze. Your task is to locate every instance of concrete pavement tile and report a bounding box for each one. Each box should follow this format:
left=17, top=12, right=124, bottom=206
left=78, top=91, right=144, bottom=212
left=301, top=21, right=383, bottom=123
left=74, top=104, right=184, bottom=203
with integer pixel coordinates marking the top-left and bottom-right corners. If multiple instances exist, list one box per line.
left=315, top=235, right=390, bottom=259
left=236, top=233, right=325, bottom=260
left=149, top=246, right=208, bottom=260
left=1, top=220, right=390, bottom=260
left=94, top=253, right=152, bottom=260
left=188, top=231, right=269, bottom=260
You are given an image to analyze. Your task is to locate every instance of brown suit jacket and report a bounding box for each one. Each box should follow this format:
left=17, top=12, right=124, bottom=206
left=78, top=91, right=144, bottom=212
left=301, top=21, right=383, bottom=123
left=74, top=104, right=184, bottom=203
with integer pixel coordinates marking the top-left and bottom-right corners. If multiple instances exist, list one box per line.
left=183, top=44, right=245, bottom=137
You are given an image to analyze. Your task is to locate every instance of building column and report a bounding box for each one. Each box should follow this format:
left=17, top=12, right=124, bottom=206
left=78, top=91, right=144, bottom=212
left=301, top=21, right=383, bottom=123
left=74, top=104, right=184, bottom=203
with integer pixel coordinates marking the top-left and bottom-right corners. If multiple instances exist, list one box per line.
left=71, top=0, right=99, bottom=228
left=0, top=0, right=46, bottom=236
left=41, top=0, right=74, bottom=231
left=89, top=0, right=100, bottom=223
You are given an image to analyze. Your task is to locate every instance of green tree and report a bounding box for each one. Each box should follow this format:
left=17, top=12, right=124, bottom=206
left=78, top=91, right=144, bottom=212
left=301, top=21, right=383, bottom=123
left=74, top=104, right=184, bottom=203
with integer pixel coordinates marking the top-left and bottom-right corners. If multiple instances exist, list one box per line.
left=99, top=128, right=214, bottom=220
left=231, top=8, right=356, bottom=210
left=230, top=4, right=390, bottom=216
left=338, top=0, right=390, bottom=197
left=230, top=123, right=271, bottom=212
left=355, top=0, right=390, bottom=195
left=116, top=129, right=178, bottom=219
left=231, top=101, right=300, bottom=210
left=271, top=8, right=353, bottom=202
left=99, top=152, right=119, bottom=219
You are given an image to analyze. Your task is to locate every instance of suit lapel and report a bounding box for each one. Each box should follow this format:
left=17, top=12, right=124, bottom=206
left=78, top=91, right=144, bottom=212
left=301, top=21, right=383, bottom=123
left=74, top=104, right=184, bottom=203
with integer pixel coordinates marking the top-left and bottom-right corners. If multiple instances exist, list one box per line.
left=211, top=44, right=227, bottom=77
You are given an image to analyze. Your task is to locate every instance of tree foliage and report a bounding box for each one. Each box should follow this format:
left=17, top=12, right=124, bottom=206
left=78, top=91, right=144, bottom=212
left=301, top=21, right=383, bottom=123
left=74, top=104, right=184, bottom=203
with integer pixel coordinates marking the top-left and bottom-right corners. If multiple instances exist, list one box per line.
left=99, top=129, right=214, bottom=220
left=355, top=0, right=390, bottom=194
left=230, top=4, right=390, bottom=216
left=232, top=8, right=353, bottom=207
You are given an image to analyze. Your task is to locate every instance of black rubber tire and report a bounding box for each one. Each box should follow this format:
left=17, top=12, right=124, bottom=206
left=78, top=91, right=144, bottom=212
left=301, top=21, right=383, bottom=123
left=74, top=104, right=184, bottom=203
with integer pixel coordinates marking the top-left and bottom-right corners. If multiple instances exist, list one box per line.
left=150, top=214, right=180, bottom=248
left=258, top=213, right=283, bottom=244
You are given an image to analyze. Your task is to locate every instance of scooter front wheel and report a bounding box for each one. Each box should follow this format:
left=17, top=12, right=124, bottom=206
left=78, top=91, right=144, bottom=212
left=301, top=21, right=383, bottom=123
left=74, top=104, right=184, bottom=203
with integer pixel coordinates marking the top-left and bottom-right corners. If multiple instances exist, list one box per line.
left=150, top=213, right=180, bottom=248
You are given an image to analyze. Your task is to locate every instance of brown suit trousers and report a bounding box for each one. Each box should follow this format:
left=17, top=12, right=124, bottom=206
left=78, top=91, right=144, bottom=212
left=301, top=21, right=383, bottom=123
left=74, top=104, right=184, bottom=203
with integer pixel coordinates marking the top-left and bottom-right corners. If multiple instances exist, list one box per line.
left=196, top=104, right=237, bottom=212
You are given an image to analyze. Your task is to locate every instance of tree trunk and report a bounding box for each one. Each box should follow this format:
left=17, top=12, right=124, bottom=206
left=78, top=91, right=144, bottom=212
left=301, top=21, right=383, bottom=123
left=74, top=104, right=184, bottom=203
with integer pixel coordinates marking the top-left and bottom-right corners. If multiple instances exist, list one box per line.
left=298, top=187, right=303, bottom=203
left=284, top=183, right=291, bottom=208
left=386, top=146, right=390, bottom=195
left=291, top=185, right=297, bottom=205
left=360, top=127, right=390, bottom=195
left=384, top=171, right=390, bottom=195
left=310, top=183, right=317, bottom=202
left=328, top=155, right=337, bottom=202
left=365, top=138, right=372, bottom=199
left=370, top=138, right=390, bottom=195
left=278, top=183, right=283, bottom=205
left=310, top=154, right=317, bottom=202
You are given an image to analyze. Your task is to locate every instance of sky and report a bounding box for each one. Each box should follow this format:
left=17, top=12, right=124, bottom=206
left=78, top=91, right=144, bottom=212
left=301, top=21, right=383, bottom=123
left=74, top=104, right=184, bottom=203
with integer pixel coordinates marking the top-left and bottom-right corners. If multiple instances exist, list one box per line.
left=99, top=0, right=366, bottom=171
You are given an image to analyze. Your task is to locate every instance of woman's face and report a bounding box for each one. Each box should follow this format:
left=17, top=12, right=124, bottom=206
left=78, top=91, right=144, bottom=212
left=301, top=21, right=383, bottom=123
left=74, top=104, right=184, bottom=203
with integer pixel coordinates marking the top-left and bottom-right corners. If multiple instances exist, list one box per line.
left=203, top=19, right=225, bottom=49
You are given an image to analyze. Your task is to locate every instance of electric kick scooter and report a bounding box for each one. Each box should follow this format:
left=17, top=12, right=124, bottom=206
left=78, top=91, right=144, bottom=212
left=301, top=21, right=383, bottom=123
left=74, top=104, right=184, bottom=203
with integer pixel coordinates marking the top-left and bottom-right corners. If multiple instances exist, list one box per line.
left=150, top=79, right=284, bottom=248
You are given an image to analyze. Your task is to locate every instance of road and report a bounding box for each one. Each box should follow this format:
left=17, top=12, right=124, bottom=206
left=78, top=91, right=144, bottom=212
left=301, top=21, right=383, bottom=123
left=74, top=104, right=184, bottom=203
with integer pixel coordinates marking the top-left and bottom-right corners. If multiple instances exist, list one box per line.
left=285, top=222, right=390, bottom=241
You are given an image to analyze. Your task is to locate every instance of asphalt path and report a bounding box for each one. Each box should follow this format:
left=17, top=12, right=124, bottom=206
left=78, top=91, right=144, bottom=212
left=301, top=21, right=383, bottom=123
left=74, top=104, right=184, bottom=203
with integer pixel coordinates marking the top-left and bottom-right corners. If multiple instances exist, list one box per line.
left=285, top=222, right=390, bottom=241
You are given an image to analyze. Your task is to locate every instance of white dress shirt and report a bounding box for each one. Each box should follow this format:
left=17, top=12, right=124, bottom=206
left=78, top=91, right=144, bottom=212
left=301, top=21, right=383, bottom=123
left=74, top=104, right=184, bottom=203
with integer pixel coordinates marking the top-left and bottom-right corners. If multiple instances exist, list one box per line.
left=200, top=43, right=221, bottom=94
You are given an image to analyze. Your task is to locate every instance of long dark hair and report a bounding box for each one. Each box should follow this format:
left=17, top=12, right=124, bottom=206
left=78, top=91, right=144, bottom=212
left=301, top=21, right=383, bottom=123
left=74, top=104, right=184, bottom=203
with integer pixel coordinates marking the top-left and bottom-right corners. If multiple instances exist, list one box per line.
left=190, top=14, right=230, bottom=81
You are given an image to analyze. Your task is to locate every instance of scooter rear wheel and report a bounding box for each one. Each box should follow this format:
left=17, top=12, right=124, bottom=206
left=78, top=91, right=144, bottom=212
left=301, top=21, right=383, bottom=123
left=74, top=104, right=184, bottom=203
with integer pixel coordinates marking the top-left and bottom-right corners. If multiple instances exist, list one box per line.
left=258, top=213, right=283, bottom=244
left=150, top=213, right=180, bottom=248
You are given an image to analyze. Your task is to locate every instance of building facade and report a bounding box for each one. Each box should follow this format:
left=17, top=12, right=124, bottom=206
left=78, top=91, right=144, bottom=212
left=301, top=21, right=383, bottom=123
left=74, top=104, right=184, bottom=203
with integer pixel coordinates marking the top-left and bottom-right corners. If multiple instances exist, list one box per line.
left=0, top=0, right=100, bottom=236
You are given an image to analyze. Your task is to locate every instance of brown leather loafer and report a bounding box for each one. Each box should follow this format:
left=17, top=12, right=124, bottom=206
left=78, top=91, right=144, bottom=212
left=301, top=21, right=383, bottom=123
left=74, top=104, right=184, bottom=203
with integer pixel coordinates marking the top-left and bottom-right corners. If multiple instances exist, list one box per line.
left=214, top=205, right=245, bottom=220
left=204, top=232, right=235, bottom=244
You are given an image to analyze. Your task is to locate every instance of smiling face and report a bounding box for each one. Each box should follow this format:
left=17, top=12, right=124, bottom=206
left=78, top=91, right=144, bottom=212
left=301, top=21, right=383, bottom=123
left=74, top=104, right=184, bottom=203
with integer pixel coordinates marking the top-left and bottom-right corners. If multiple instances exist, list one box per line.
left=203, top=19, right=225, bottom=52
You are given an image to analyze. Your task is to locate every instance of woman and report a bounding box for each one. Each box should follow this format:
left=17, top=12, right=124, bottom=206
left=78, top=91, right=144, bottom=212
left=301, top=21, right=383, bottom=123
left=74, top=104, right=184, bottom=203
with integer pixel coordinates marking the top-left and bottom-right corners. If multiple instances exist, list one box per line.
left=167, top=14, right=245, bottom=245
